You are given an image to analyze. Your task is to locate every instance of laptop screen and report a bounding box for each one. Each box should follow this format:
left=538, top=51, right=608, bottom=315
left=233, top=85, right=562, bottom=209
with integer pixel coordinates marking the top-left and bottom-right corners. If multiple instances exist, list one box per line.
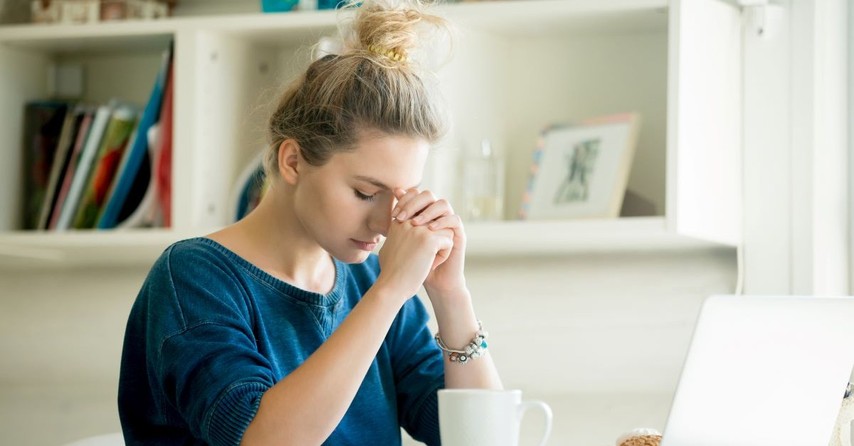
left=661, top=295, right=854, bottom=446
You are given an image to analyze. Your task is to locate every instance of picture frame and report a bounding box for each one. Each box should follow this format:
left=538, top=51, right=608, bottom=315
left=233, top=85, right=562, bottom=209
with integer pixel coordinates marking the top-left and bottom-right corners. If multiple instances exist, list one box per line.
left=519, top=113, right=640, bottom=220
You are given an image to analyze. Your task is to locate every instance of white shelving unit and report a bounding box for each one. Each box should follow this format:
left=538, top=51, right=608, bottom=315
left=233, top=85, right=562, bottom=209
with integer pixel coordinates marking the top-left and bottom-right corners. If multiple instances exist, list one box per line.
left=0, top=0, right=743, bottom=268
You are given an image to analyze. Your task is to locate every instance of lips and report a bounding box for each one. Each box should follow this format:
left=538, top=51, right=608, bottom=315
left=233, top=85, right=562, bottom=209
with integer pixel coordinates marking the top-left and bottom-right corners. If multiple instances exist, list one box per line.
left=352, top=239, right=379, bottom=251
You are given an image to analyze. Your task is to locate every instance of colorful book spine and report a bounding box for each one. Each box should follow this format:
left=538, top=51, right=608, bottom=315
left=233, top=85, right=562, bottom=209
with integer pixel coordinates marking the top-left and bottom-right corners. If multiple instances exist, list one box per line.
left=72, top=105, right=139, bottom=229
left=97, top=44, right=172, bottom=229
left=49, top=108, right=94, bottom=230
left=154, top=61, right=174, bottom=228
left=55, top=102, right=115, bottom=230
left=21, top=101, right=70, bottom=230
left=116, top=60, right=173, bottom=231
left=37, top=105, right=86, bottom=230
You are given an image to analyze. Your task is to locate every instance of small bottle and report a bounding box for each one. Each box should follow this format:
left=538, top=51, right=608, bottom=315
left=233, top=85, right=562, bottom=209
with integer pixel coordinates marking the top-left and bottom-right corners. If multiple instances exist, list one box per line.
left=462, top=139, right=503, bottom=221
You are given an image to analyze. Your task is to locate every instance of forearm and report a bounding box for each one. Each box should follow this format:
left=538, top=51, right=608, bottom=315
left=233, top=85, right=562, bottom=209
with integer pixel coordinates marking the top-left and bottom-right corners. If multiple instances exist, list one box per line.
left=428, top=288, right=503, bottom=390
left=241, top=286, right=403, bottom=446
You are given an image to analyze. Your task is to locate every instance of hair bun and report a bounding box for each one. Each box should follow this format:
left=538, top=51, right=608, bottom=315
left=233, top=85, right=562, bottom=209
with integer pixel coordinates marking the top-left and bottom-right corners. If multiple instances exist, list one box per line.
left=345, top=0, right=446, bottom=65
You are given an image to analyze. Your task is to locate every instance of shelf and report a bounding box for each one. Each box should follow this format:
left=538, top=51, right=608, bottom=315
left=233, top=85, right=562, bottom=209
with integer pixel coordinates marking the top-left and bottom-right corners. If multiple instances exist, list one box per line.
left=0, top=20, right=175, bottom=53
left=0, top=11, right=339, bottom=52
left=0, top=0, right=668, bottom=52
left=465, top=216, right=733, bottom=256
left=0, top=217, right=732, bottom=269
left=0, top=229, right=199, bottom=269
left=444, top=0, right=667, bottom=37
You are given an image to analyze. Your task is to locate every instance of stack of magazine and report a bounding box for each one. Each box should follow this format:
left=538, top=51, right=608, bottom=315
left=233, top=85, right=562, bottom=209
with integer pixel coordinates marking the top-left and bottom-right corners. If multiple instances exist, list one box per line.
left=20, top=44, right=174, bottom=231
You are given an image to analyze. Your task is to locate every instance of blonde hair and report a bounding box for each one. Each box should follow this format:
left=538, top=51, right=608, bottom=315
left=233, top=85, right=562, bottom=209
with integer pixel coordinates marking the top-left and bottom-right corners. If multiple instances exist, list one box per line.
left=265, top=0, right=450, bottom=176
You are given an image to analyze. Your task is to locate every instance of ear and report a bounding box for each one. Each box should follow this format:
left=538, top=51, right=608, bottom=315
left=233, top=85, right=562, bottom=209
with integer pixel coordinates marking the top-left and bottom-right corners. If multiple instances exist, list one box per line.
left=277, top=139, right=301, bottom=186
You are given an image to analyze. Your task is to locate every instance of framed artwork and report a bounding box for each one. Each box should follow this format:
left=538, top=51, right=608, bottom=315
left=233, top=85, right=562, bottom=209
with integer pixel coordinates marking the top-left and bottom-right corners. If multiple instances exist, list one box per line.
left=519, top=113, right=640, bottom=220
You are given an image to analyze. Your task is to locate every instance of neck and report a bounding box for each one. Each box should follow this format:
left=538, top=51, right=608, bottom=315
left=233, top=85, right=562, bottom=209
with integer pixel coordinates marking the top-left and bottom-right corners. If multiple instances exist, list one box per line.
left=233, top=184, right=335, bottom=293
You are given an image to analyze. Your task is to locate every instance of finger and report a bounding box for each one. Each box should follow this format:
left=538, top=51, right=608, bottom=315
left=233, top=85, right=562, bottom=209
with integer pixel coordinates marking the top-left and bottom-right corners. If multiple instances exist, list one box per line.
left=430, top=233, right=454, bottom=270
left=394, top=190, right=437, bottom=221
left=432, top=247, right=450, bottom=271
left=426, top=213, right=463, bottom=231
left=391, top=188, right=419, bottom=219
left=411, top=199, right=453, bottom=225
left=434, top=227, right=455, bottom=243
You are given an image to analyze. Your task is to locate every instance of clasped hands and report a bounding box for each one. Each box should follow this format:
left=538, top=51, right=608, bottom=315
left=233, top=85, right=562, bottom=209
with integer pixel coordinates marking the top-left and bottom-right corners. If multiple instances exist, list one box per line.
left=377, top=188, right=466, bottom=299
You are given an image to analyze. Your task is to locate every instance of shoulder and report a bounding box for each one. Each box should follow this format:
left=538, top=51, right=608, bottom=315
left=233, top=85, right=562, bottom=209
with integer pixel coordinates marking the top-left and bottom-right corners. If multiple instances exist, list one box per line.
left=160, top=237, right=231, bottom=265
left=150, top=237, right=245, bottom=281
left=140, top=238, right=254, bottom=327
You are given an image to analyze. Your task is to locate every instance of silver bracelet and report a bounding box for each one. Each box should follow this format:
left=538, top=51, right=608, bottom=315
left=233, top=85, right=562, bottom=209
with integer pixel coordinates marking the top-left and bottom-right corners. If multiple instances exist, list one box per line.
left=434, top=320, right=488, bottom=365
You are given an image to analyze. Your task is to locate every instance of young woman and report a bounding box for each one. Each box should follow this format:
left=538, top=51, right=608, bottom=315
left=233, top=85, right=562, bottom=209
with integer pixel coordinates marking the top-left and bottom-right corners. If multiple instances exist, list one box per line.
left=118, top=1, right=502, bottom=445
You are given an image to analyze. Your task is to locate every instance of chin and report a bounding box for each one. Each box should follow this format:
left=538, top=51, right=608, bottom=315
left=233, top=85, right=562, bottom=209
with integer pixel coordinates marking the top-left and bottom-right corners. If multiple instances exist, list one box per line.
left=329, top=247, right=372, bottom=264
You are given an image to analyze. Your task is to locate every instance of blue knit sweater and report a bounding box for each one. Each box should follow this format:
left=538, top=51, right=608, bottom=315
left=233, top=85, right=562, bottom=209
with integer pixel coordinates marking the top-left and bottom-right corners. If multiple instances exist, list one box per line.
left=118, top=237, right=444, bottom=445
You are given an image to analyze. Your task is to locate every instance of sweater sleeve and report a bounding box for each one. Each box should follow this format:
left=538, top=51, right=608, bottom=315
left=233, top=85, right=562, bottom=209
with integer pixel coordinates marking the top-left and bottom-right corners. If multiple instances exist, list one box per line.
left=389, top=296, right=445, bottom=446
left=148, top=245, right=276, bottom=446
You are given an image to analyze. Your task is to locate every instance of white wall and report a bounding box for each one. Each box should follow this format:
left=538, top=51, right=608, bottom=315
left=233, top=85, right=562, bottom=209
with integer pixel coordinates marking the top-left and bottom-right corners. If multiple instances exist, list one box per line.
left=0, top=267, right=145, bottom=446
left=0, top=249, right=736, bottom=445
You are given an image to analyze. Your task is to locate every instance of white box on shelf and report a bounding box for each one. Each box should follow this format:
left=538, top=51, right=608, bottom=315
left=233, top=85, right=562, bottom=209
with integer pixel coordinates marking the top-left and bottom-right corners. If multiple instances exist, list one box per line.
left=32, top=0, right=100, bottom=24
left=31, top=0, right=169, bottom=24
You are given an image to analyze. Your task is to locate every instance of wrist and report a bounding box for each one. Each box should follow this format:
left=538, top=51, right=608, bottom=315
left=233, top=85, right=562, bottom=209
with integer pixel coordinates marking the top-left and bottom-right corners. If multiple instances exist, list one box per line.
left=371, top=275, right=416, bottom=305
left=424, top=280, right=468, bottom=303
left=431, top=290, right=479, bottom=348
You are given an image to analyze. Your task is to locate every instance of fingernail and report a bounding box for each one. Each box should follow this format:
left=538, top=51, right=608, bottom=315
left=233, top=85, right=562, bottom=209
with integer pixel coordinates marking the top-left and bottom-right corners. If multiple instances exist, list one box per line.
left=397, top=211, right=407, bottom=220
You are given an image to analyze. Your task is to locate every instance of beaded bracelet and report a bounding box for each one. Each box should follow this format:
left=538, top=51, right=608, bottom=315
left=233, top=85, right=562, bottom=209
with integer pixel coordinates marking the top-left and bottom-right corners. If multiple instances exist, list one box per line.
left=434, top=320, right=488, bottom=365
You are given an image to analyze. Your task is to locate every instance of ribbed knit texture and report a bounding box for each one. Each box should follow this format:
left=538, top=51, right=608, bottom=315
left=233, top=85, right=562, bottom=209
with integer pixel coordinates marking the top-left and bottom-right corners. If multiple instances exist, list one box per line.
left=118, top=237, right=445, bottom=446
left=207, top=382, right=267, bottom=446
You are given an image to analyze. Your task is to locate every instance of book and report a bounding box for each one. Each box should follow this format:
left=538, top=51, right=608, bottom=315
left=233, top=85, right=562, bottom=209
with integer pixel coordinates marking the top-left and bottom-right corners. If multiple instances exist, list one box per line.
left=21, top=101, right=70, bottom=229
left=72, top=105, right=139, bottom=229
left=115, top=56, right=173, bottom=230
left=115, top=123, right=157, bottom=229
left=97, top=44, right=173, bottom=229
left=153, top=61, right=174, bottom=228
left=54, top=102, right=115, bottom=230
left=36, top=105, right=87, bottom=230
left=48, top=107, right=95, bottom=230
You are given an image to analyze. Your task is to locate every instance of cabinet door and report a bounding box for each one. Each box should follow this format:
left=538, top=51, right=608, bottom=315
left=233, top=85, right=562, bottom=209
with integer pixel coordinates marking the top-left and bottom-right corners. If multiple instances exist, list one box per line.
left=667, top=0, right=742, bottom=245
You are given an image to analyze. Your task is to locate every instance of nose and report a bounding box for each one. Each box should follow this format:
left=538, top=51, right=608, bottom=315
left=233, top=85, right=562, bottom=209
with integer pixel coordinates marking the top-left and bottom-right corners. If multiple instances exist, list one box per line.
left=367, top=194, right=396, bottom=237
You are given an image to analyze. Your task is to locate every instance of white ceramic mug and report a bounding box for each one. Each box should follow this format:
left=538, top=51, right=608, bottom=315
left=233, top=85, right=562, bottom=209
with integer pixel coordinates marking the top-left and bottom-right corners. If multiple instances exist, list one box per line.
left=438, top=389, right=553, bottom=446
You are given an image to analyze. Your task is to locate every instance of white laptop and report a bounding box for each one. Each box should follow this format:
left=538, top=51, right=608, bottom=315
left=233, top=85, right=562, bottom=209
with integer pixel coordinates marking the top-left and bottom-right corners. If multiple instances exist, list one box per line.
left=661, top=295, right=854, bottom=446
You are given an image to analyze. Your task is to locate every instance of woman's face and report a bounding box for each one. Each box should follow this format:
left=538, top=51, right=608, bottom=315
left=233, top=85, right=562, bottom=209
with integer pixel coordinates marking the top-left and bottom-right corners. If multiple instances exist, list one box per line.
left=293, top=130, right=430, bottom=263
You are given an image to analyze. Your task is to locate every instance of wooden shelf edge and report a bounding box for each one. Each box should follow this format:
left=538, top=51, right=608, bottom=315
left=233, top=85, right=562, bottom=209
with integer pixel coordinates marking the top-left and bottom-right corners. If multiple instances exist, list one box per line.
left=464, top=216, right=736, bottom=256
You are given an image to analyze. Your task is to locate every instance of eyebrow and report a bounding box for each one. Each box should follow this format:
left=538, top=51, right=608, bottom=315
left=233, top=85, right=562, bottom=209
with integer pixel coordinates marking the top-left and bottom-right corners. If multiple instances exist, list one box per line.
left=354, top=175, right=421, bottom=191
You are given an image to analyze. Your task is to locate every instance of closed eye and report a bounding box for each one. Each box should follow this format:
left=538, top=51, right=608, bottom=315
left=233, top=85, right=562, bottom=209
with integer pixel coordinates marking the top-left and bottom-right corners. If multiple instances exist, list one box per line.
left=354, top=189, right=376, bottom=202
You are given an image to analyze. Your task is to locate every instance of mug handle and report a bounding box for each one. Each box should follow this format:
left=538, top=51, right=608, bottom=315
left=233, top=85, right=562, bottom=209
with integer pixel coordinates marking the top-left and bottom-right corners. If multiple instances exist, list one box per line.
left=518, top=400, right=553, bottom=446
